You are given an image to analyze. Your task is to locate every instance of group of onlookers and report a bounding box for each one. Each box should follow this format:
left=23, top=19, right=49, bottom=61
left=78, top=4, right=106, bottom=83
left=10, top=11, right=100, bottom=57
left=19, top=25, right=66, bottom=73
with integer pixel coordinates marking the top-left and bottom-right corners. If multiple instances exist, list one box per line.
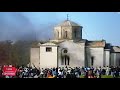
left=0, top=65, right=120, bottom=78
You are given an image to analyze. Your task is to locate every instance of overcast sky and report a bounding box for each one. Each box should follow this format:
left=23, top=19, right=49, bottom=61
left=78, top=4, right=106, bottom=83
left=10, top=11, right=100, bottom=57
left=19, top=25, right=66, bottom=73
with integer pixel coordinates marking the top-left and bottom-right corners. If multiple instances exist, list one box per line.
left=0, top=12, right=120, bottom=45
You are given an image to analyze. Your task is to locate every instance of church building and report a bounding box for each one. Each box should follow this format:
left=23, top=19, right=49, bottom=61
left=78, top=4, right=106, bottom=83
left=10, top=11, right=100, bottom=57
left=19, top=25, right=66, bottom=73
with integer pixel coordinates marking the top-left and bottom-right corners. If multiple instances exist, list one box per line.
left=30, top=17, right=120, bottom=68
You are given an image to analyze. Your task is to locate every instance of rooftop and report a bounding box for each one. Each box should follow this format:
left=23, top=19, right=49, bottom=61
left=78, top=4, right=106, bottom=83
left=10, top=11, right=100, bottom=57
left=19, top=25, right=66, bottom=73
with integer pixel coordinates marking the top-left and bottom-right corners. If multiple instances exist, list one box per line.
left=56, top=20, right=81, bottom=27
left=111, top=46, right=120, bottom=52
left=86, top=40, right=106, bottom=47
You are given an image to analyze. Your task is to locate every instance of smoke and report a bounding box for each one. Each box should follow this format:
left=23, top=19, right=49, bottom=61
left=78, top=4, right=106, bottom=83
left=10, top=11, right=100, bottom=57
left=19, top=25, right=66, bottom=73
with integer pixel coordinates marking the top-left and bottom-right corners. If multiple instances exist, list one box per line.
left=0, top=12, right=59, bottom=41
left=36, top=23, right=55, bottom=41
left=0, top=12, right=60, bottom=42
left=0, top=12, right=36, bottom=41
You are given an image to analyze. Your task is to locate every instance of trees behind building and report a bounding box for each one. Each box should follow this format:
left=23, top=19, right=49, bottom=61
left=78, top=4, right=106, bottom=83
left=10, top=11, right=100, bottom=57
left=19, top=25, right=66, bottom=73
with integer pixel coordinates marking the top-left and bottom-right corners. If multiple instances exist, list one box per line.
left=0, top=40, right=45, bottom=66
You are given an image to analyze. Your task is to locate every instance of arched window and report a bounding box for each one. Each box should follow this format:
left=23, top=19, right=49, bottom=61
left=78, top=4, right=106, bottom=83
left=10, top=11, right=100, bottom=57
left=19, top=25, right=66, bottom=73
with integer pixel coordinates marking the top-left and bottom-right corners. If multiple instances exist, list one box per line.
left=63, top=56, right=70, bottom=65
left=119, top=59, right=120, bottom=66
left=68, top=57, right=70, bottom=65
left=65, top=56, right=67, bottom=65
left=64, top=49, right=68, bottom=53
left=91, top=56, right=94, bottom=66
left=74, top=30, right=77, bottom=38
left=65, top=31, right=67, bottom=38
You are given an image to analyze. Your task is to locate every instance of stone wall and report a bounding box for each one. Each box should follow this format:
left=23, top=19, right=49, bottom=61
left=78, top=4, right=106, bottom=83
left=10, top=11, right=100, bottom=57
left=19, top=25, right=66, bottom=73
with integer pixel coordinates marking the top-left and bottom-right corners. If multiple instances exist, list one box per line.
left=86, top=47, right=104, bottom=67
left=54, top=26, right=73, bottom=40
left=111, top=53, right=120, bottom=66
left=30, top=48, right=40, bottom=68
left=72, top=26, right=82, bottom=40
left=104, top=49, right=110, bottom=66
left=40, top=46, right=58, bottom=68
left=58, top=40, right=85, bottom=67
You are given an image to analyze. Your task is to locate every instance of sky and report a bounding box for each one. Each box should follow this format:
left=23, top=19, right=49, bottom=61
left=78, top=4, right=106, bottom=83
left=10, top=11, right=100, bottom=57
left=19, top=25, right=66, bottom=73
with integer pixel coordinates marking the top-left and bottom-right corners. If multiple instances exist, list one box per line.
left=0, top=12, right=120, bottom=46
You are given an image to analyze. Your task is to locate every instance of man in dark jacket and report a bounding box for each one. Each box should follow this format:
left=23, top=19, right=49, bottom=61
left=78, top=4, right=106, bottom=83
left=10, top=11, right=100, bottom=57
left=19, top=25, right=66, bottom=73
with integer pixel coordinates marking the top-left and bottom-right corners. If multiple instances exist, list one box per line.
left=66, top=72, right=71, bottom=78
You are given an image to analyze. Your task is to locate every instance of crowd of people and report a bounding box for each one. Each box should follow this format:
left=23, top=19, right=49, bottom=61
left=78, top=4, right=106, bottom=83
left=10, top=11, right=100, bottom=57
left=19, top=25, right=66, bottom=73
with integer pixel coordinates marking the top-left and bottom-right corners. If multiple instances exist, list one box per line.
left=0, top=65, right=120, bottom=78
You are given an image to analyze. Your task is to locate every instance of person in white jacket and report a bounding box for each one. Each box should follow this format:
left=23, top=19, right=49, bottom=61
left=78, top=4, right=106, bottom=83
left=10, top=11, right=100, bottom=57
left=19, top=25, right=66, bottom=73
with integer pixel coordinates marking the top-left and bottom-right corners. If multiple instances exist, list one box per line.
left=106, top=66, right=109, bottom=76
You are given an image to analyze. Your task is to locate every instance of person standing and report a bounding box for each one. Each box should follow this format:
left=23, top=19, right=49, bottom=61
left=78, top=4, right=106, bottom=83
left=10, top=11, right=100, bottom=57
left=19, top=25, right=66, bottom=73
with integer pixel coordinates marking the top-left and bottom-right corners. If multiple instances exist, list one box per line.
left=0, top=66, right=3, bottom=78
left=106, top=66, right=109, bottom=76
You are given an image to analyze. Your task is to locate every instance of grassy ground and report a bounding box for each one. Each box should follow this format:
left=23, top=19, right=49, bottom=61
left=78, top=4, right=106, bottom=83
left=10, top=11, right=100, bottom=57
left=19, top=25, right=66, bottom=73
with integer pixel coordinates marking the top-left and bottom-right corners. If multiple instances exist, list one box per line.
left=80, top=75, right=84, bottom=78
left=80, top=75, right=120, bottom=78
left=101, top=75, right=113, bottom=78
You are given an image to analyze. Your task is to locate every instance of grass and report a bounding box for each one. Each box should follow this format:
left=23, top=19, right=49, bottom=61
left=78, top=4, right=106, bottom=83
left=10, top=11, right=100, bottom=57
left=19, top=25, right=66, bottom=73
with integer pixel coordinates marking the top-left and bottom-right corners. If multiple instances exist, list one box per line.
left=80, top=75, right=84, bottom=78
left=101, top=75, right=120, bottom=78
left=101, top=75, right=113, bottom=78
left=80, top=75, right=120, bottom=78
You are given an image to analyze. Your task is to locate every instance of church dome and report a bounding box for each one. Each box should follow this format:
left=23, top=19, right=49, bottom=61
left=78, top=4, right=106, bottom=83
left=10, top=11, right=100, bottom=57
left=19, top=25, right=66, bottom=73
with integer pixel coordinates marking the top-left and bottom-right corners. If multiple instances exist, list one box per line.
left=56, top=20, right=80, bottom=27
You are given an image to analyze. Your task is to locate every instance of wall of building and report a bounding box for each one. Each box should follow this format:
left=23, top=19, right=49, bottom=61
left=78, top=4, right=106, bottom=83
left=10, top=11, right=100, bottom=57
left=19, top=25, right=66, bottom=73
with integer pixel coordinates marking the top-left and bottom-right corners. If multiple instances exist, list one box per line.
left=54, top=27, right=62, bottom=39
left=40, top=46, right=58, bottom=68
left=58, top=40, right=85, bottom=67
left=86, top=47, right=104, bottom=67
left=110, top=53, right=115, bottom=66
left=116, top=53, right=120, bottom=66
left=72, top=26, right=82, bottom=40
left=54, top=26, right=73, bottom=40
left=104, top=50, right=110, bottom=66
left=85, top=47, right=90, bottom=67
left=61, top=26, right=72, bottom=39
left=30, top=48, right=40, bottom=68
left=111, top=53, right=120, bottom=66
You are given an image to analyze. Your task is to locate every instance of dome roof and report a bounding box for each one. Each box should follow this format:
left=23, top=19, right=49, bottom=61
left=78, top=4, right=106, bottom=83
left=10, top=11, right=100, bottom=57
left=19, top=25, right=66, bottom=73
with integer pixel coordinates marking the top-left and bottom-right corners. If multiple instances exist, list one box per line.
left=56, top=20, right=80, bottom=27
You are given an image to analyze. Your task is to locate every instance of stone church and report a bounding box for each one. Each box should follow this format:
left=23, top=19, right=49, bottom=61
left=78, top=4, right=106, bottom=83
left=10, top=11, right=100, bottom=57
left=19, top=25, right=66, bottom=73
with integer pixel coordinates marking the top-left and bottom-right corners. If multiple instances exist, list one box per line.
left=30, top=19, right=120, bottom=68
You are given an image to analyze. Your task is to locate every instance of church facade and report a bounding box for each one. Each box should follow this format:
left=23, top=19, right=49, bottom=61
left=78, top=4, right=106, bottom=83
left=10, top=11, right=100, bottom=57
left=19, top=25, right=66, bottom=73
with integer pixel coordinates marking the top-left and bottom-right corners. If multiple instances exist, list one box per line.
left=30, top=19, right=120, bottom=68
